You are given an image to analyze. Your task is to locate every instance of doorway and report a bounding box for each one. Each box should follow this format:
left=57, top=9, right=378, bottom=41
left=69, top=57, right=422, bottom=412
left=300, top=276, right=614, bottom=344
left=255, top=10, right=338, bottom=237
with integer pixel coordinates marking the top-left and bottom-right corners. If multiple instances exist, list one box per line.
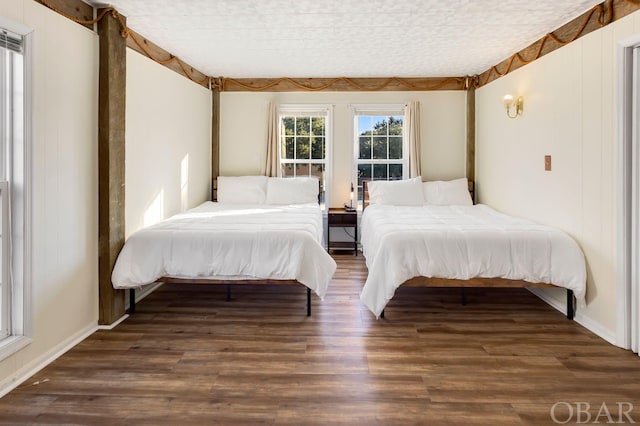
left=619, top=39, right=640, bottom=354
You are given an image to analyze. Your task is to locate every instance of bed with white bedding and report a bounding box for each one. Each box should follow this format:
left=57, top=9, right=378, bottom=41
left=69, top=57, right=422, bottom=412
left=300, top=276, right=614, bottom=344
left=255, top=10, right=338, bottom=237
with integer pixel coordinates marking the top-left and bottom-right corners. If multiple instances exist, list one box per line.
left=360, top=178, right=587, bottom=319
left=112, top=176, right=337, bottom=315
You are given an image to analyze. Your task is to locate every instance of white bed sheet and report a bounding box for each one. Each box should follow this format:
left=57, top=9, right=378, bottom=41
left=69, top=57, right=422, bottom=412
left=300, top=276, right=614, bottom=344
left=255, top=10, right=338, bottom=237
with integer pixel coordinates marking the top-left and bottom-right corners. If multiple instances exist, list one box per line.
left=360, top=204, right=587, bottom=317
left=112, top=202, right=337, bottom=299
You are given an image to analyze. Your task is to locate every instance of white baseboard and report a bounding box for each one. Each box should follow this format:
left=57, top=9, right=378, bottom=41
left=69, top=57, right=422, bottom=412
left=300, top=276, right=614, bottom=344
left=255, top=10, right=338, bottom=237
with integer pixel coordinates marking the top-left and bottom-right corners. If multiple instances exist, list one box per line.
left=0, top=284, right=165, bottom=397
left=0, top=322, right=97, bottom=398
left=96, top=314, right=129, bottom=331
left=96, top=283, right=163, bottom=331
left=97, top=283, right=162, bottom=330
left=527, top=288, right=617, bottom=346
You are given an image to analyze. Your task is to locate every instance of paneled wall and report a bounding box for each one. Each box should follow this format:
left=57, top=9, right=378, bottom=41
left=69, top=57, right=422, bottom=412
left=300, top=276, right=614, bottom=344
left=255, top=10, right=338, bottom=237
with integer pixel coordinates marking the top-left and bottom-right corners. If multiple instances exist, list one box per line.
left=476, top=10, right=640, bottom=341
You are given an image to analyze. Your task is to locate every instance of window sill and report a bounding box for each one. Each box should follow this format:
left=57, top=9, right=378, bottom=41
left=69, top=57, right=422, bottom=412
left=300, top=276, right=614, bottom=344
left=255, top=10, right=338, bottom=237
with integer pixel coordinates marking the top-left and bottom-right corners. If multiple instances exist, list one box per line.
left=0, top=335, right=31, bottom=362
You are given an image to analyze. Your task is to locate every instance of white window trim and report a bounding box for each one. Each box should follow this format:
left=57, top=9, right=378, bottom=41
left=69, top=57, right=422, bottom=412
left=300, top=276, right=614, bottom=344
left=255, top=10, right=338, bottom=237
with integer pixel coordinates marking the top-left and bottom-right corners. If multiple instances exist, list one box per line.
left=278, top=104, right=333, bottom=211
left=0, top=17, right=33, bottom=361
left=350, top=104, right=409, bottom=207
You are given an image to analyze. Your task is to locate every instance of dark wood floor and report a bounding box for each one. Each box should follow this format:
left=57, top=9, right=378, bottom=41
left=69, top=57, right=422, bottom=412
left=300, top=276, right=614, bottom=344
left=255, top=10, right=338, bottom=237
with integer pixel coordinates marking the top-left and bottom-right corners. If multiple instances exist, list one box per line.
left=1, top=254, right=639, bottom=425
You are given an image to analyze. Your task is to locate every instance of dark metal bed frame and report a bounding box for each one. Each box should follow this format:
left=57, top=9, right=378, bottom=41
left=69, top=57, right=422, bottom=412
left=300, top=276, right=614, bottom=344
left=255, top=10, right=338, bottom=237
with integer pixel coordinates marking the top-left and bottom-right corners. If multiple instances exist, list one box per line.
left=361, top=180, right=575, bottom=320
left=130, top=284, right=311, bottom=315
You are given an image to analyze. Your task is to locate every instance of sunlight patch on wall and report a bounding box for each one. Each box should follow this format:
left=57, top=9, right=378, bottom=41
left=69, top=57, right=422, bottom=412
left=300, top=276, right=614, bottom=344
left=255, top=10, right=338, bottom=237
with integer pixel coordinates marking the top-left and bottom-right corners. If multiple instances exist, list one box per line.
left=143, top=189, right=164, bottom=227
left=181, top=154, right=189, bottom=212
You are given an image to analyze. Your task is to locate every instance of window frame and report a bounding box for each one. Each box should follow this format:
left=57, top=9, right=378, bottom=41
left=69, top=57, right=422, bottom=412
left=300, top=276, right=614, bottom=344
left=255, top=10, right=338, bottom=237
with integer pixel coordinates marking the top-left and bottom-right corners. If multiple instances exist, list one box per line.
left=0, top=16, right=33, bottom=361
left=278, top=104, right=333, bottom=210
left=351, top=104, right=408, bottom=210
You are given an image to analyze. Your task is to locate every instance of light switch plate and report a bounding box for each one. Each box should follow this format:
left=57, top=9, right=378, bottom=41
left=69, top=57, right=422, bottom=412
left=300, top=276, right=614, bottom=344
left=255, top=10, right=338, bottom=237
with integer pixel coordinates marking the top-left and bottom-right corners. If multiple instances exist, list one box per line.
left=545, top=155, right=552, bottom=171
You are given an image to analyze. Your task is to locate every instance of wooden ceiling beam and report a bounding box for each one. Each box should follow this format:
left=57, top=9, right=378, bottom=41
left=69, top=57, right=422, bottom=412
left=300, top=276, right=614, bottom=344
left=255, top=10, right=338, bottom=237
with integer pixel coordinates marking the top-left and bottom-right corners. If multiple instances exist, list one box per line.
left=478, top=0, right=640, bottom=87
left=36, top=1, right=211, bottom=89
left=219, top=76, right=466, bottom=92
left=34, top=0, right=94, bottom=30
left=125, top=29, right=210, bottom=89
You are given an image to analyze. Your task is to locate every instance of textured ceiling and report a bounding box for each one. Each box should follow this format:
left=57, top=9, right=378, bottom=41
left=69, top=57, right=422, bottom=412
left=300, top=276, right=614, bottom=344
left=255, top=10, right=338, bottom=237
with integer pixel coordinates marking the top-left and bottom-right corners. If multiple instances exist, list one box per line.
left=87, top=0, right=603, bottom=78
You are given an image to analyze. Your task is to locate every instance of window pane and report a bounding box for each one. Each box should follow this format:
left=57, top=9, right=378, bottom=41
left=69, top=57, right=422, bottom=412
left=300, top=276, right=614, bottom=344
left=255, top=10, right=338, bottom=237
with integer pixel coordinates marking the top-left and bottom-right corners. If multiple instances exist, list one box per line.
left=311, top=163, right=324, bottom=179
left=295, top=163, right=310, bottom=176
left=282, top=163, right=295, bottom=177
left=389, top=137, right=402, bottom=159
left=0, top=41, right=26, bottom=343
left=296, top=137, right=310, bottom=159
left=389, top=116, right=403, bottom=135
left=359, top=137, right=371, bottom=160
left=371, top=116, right=388, bottom=135
left=372, top=136, right=387, bottom=159
left=311, top=136, right=324, bottom=160
left=311, top=117, right=325, bottom=136
left=296, top=117, right=310, bottom=136
left=389, top=164, right=403, bottom=179
left=373, top=164, right=388, bottom=180
left=357, top=163, right=372, bottom=202
left=357, top=116, right=372, bottom=135
left=358, top=163, right=371, bottom=183
left=283, top=136, right=294, bottom=159
left=311, top=164, right=325, bottom=205
left=282, top=117, right=295, bottom=136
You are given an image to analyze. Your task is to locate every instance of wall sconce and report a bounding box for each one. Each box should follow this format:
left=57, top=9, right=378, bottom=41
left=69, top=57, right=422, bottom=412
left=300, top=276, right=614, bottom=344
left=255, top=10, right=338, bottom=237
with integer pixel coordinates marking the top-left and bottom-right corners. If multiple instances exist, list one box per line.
left=503, top=94, right=524, bottom=119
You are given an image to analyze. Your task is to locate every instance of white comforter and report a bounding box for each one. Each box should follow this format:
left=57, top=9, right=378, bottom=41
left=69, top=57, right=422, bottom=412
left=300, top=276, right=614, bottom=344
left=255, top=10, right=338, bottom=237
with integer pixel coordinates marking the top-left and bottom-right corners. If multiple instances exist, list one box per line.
left=360, top=204, right=587, bottom=317
left=112, top=202, right=337, bottom=299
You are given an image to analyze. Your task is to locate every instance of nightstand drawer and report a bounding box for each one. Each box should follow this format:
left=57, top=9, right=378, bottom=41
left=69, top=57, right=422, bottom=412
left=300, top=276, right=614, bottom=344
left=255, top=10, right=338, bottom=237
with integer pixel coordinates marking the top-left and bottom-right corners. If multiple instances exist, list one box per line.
left=328, top=211, right=357, bottom=226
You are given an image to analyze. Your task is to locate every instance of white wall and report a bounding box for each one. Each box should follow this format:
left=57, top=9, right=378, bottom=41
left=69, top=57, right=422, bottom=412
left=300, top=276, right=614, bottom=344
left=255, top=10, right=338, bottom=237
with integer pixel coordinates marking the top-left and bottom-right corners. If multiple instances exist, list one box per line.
left=125, top=49, right=212, bottom=237
left=220, top=91, right=466, bottom=207
left=0, top=1, right=99, bottom=393
left=476, top=10, right=640, bottom=341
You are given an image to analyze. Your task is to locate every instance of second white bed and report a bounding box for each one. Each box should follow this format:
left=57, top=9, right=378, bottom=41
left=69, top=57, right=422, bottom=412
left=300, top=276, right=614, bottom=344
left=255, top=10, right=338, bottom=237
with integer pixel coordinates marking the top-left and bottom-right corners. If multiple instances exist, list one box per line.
left=360, top=203, right=587, bottom=318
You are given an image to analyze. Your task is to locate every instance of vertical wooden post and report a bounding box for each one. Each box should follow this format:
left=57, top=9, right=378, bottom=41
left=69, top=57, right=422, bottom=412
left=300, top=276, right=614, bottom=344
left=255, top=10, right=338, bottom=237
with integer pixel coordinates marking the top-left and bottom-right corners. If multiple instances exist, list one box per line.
left=98, top=9, right=126, bottom=325
left=211, top=83, right=220, bottom=185
left=466, top=84, right=476, bottom=189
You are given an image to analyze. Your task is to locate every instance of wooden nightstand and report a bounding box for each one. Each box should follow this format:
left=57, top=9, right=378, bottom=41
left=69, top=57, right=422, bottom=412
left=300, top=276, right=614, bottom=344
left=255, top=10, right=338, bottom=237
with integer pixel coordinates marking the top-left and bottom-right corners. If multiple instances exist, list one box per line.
left=327, top=208, right=358, bottom=255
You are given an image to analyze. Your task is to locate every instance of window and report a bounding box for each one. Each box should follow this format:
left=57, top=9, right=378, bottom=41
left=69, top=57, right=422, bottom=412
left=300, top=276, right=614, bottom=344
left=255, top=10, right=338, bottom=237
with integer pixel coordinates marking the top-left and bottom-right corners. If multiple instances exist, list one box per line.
left=279, top=105, right=331, bottom=208
left=0, top=21, right=32, bottom=358
left=352, top=105, right=407, bottom=207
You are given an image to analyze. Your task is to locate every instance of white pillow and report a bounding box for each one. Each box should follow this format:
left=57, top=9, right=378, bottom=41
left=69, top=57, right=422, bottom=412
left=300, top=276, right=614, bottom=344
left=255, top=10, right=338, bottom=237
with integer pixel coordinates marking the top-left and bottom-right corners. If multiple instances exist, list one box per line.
left=217, top=176, right=268, bottom=204
left=423, top=178, right=473, bottom=206
left=367, top=177, right=424, bottom=206
left=265, top=177, right=319, bottom=205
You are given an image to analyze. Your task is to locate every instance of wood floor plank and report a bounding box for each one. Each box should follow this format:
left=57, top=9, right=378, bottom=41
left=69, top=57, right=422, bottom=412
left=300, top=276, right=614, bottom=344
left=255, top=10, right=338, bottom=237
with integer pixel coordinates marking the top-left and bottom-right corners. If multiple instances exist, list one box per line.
left=210, top=372, right=427, bottom=402
left=174, top=351, right=370, bottom=375
left=1, top=253, right=639, bottom=424
left=274, top=400, right=524, bottom=426
left=367, top=354, right=569, bottom=377
left=424, top=374, right=640, bottom=404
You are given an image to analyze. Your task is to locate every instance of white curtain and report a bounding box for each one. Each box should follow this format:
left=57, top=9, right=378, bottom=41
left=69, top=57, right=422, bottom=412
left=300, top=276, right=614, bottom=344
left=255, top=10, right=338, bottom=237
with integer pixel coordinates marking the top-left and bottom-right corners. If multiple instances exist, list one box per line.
left=406, top=101, right=422, bottom=178
left=263, top=102, right=279, bottom=177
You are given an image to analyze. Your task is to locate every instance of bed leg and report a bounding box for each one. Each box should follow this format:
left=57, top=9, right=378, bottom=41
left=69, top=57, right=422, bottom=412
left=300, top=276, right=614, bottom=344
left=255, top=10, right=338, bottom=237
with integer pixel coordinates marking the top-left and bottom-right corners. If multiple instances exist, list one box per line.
left=129, top=288, right=136, bottom=313
left=566, top=289, right=575, bottom=320
left=307, top=288, right=311, bottom=316
left=380, top=309, right=385, bottom=319
left=461, top=288, right=467, bottom=306
left=226, top=284, right=231, bottom=302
